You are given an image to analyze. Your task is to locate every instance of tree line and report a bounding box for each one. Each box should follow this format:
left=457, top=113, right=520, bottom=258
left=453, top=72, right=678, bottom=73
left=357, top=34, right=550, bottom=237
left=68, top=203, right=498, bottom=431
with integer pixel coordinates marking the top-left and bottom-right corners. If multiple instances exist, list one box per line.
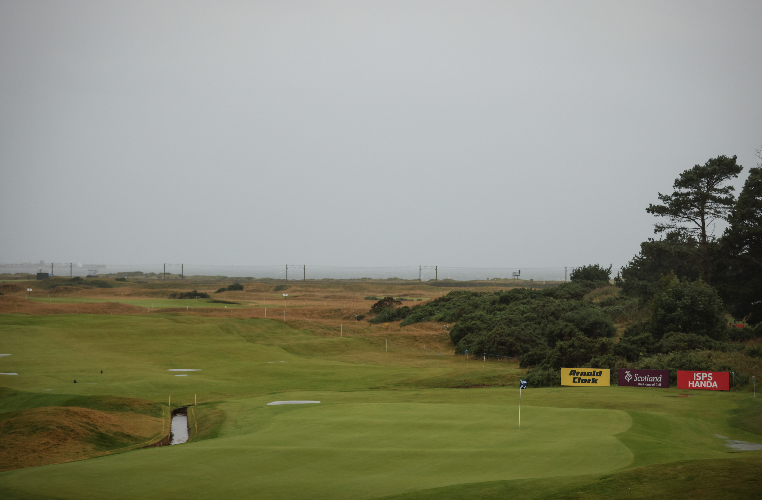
left=367, top=147, right=762, bottom=386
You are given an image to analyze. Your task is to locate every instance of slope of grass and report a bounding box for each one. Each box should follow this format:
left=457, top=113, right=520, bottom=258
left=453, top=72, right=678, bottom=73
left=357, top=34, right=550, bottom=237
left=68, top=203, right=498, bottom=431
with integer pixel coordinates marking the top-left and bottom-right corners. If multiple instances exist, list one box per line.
left=1, top=312, right=761, bottom=499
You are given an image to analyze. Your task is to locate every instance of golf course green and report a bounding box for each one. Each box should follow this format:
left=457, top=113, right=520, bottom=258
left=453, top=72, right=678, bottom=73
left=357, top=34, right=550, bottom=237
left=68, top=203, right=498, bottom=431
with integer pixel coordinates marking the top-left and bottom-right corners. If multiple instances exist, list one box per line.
left=1, top=312, right=761, bottom=499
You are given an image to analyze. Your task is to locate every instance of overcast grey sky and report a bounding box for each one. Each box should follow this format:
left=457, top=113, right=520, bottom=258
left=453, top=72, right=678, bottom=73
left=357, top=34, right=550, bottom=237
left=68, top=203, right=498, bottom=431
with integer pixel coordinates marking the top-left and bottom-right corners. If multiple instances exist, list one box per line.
left=1, top=0, right=760, bottom=271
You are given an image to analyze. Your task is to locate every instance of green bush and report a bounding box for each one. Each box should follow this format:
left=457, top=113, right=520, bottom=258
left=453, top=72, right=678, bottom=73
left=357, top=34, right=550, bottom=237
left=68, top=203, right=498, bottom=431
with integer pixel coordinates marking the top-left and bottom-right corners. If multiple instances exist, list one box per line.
left=370, top=297, right=401, bottom=313
left=570, top=264, right=612, bottom=282
left=368, top=307, right=410, bottom=324
left=655, top=332, right=724, bottom=353
left=170, top=290, right=210, bottom=299
left=274, top=285, right=289, bottom=292
left=650, top=275, right=727, bottom=341
left=525, top=367, right=561, bottom=387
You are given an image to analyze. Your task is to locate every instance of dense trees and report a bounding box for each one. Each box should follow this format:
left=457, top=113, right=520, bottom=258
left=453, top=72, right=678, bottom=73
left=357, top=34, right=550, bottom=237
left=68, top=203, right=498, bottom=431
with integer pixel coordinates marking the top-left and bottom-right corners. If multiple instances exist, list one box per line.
left=615, top=233, right=701, bottom=301
left=717, top=164, right=762, bottom=324
left=363, top=150, right=762, bottom=386
left=649, top=274, right=727, bottom=341
left=646, top=155, right=742, bottom=282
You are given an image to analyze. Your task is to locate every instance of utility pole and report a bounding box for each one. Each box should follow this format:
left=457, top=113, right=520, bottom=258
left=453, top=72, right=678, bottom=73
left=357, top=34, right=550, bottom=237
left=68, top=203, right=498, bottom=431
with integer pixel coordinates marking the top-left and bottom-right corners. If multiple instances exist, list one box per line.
left=70, top=263, right=72, bottom=278
left=419, top=265, right=421, bottom=281
left=51, top=263, right=53, bottom=276
left=286, top=265, right=288, bottom=281
left=564, top=267, right=567, bottom=282
left=435, top=266, right=437, bottom=282
left=181, top=263, right=183, bottom=280
left=304, top=265, right=306, bottom=281
left=164, top=263, right=166, bottom=280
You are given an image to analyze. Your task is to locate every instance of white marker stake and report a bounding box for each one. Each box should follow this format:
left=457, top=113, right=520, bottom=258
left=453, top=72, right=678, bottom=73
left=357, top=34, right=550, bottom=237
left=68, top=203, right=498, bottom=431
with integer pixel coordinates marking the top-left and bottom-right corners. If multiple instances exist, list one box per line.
left=519, top=385, right=522, bottom=431
left=265, top=308, right=267, bottom=317
left=283, top=311, right=285, bottom=322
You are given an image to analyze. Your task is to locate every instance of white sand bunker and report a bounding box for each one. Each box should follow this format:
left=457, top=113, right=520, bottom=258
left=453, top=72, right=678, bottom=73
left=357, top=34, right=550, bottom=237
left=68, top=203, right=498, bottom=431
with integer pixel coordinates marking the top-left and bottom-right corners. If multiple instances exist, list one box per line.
left=167, top=369, right=202, bottom=371
left=175, top=374, right=187, bottom=377
left=267, top=401, right=320, bottom=405
left=715, top=434, right=762, bottom=451
left=0, top=373, right=18, bottom=375
left=0, top=354, right=11, bottom=357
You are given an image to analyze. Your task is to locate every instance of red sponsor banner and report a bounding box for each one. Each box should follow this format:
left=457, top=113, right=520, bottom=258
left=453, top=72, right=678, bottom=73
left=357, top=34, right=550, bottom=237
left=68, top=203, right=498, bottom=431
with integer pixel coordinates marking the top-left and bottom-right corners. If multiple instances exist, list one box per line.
left=677, top=371, right=729, bottom=391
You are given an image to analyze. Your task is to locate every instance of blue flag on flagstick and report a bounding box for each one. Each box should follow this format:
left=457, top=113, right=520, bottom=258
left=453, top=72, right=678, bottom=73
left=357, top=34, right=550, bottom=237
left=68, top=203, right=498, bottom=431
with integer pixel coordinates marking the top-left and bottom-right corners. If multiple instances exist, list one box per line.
left=520, top=380, right=527, bottom=389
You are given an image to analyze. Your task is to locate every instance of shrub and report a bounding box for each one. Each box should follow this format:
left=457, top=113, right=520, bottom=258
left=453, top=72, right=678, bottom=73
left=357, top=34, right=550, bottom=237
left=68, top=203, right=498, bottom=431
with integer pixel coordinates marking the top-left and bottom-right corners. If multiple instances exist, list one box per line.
left=655, top=332, right=723, bottom=353
left=650, top=275, right=727, bottom=341
left=170, top=290, right=210, bottom=299
left=726, top=325, right=760, bottom=342
left=368, top=307, right=410, bottom=324
left=560, top=307, right=617, bottom=339
left=570, top=264, right=612, bottom=282
left=525, top=367, right=561, bottom=387
left=273, top=285, right=288, bottom=291
left=747, top=346, right=762, bottom=358
left=370, top=297, right=401, bottom=313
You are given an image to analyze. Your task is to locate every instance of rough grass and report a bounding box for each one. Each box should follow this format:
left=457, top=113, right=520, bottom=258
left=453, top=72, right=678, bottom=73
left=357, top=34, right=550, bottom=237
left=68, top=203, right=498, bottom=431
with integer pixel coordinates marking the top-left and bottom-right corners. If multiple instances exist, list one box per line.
left=1, top=280, right=761, bottom=499
left=0, top=400, right=164, bottom=472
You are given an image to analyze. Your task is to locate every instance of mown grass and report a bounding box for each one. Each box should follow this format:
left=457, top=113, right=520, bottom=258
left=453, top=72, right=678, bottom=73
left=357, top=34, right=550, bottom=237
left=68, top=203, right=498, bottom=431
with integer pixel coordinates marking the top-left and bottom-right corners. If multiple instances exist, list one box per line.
left=1, top=307, right=761, bottom=499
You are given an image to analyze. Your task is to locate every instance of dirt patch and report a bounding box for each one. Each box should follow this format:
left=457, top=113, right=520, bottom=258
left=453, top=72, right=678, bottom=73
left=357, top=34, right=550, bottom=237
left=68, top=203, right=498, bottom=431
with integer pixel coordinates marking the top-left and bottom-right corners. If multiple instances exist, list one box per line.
left=0, top=406, right=163, bottom=472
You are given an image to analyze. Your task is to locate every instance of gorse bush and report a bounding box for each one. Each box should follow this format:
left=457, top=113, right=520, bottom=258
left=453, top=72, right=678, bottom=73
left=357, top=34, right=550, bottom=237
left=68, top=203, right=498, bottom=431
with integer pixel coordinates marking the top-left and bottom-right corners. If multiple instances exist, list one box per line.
left=650, top=274, right=727, bottom=341
left=170, top=290, right=210, bottom=299
left=215, top=283, right=244, bottom=294
left=570, top=264, right=612, bottom=282
left=370, top=297, right=401, bottom=313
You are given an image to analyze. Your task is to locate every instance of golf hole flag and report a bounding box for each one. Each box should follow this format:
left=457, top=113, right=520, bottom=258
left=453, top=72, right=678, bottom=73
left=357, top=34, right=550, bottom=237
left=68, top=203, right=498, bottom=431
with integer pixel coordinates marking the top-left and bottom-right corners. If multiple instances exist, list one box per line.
left=561, top=368, right=610, bottom=386
left=519, top=379, right=527, bottom=430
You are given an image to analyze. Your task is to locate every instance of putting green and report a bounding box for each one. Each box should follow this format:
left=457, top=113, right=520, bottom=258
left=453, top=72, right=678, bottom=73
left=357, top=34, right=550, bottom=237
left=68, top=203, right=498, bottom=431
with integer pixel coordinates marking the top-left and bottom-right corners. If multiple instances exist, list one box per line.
left=0, top=399, right=632, bottom=500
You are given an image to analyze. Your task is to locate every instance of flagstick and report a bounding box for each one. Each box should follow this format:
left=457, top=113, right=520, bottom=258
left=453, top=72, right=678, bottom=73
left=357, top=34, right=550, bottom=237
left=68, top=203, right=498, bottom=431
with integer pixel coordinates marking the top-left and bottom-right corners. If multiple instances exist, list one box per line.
left=519, top=386, right=522, bottom=431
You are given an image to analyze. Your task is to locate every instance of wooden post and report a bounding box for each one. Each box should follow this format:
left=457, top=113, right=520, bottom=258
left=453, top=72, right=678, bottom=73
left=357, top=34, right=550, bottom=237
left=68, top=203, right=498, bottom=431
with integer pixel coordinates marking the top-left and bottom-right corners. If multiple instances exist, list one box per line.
left=195, top=394, right=197, bottom=405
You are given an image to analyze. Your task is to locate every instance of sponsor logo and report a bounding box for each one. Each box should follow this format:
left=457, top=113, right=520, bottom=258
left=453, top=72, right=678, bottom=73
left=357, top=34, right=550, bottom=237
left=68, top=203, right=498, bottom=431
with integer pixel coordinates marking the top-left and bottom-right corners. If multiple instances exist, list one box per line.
left=561, top=368, right=610, bottom=386
left=676, top=371, right=729, bottom=391
left=618, top=369, right=669, bottom=388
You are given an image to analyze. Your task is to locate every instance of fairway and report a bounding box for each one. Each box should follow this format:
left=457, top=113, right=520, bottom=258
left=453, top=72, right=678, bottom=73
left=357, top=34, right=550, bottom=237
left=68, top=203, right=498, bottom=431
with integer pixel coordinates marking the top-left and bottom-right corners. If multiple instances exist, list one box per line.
left=1, top=307, right=761, bottom=499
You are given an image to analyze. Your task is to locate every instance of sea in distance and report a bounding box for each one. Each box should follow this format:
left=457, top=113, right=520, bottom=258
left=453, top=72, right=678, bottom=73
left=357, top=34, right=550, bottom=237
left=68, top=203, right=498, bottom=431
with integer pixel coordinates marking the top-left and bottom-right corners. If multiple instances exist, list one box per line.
left=1, top=264, right=570, bottom=282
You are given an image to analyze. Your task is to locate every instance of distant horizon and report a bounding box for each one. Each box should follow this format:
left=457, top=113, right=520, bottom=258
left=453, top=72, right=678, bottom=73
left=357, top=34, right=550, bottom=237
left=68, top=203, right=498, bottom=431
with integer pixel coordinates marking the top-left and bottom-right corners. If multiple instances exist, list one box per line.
left=2, top=2, right=760, bottom=276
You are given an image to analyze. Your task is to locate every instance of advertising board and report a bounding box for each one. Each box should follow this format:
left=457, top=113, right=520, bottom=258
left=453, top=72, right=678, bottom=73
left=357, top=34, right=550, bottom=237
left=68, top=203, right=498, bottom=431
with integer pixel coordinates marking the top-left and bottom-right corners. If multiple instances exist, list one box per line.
left=561, top=368, right=610, bottom=386
left=617, top=368, right=669, bottom=388
left=676, top=371, right=729, bottom=391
